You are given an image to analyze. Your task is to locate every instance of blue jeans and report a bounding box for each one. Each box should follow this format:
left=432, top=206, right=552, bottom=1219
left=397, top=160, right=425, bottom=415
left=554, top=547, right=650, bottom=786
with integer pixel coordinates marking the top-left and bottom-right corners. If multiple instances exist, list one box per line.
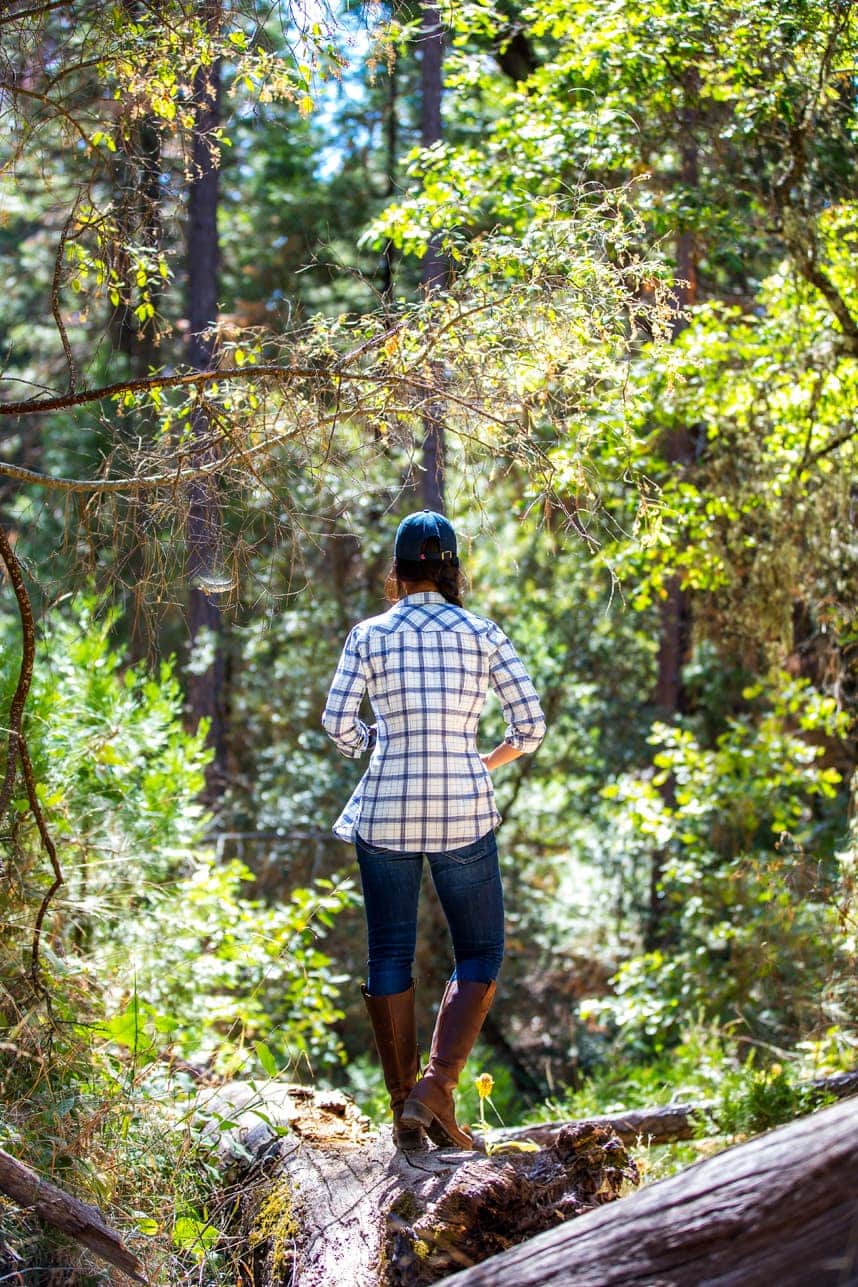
left=355, top=829, right=504, bottom=996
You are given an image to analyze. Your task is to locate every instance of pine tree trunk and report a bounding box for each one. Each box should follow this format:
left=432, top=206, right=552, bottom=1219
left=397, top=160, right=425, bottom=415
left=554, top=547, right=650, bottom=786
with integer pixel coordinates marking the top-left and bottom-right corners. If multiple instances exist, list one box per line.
left=647, top=72, right=699, bottom=951
left=419, top=1, right=447, bottom=512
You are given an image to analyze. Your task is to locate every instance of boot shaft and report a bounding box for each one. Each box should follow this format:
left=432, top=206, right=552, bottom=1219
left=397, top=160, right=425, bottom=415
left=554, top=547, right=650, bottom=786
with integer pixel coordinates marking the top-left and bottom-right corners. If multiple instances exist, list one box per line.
left=401, top=978, right=497, bottom=1149
left=362, top=983, right=419, bottom=1106
left=426, top=978, right=497, bottom=1088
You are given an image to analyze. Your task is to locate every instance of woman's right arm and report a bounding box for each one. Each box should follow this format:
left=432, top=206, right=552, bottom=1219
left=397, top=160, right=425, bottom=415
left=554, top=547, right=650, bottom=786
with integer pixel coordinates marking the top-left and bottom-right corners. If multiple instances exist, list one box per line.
left=321, top=627, right=376, bottom=758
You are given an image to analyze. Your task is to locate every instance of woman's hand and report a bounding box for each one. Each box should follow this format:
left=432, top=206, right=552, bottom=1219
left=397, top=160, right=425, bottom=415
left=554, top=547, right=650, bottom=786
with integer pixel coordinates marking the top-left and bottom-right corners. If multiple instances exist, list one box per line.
left=481, top=744, right=524, bottom=772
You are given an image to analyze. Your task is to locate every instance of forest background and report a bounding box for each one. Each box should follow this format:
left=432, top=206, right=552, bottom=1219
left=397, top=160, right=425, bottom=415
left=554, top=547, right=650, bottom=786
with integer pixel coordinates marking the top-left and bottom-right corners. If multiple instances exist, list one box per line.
left=1, top=0, right=857, bottom=1280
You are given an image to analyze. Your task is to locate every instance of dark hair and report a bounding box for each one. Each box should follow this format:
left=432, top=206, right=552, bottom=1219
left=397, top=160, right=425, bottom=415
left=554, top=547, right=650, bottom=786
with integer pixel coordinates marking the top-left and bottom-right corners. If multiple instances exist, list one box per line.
left=384, top=539, right=465, bottom=607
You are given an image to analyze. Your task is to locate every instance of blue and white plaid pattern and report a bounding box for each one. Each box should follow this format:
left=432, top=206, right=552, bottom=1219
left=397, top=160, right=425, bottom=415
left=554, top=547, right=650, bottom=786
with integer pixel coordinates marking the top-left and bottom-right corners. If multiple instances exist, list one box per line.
left=322, top=591, right=546, bottom=849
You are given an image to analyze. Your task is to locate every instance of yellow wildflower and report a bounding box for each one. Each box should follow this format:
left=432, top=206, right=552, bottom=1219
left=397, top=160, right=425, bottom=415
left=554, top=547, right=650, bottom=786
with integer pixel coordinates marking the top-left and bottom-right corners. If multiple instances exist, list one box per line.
left=474, top=1072, right=494, bottom=1100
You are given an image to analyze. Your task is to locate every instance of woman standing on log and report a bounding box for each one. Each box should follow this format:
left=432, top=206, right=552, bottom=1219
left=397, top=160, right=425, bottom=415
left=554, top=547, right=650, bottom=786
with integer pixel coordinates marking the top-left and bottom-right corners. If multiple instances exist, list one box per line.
left=322, top=511, right=546, bottom=1150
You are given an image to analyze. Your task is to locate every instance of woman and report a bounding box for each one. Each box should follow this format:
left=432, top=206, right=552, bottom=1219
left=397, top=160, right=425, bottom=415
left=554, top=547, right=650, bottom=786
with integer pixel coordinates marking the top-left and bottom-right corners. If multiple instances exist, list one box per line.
left=322, top=510, right=546, bottom=1150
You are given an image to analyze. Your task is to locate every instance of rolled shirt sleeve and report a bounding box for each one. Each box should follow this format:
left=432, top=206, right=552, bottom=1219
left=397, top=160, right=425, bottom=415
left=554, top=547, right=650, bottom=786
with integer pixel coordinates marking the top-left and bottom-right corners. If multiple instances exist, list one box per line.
left=322, top=627, right=376, bottom=758
left=487, top=625, right=547, bottom=753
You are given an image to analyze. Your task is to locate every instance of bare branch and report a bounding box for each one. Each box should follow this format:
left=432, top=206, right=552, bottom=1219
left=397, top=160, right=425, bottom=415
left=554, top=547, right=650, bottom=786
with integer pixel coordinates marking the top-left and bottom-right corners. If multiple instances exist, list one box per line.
left=51, top=200, right=81, bottom=393
left=0, top=82, right=93, bottom=149
left=803, top=419, right=858, bottom=469
left=783, top=216, right=858, bottom=357
left=0, top=1, right=76, bottom=28
left=0, top=523, right=32, bottom=818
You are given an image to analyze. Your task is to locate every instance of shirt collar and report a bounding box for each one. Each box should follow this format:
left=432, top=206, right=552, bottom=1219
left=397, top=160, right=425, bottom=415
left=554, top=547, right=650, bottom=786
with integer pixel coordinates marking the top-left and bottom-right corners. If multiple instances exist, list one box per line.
left=399, top=591, right=447, bottom=605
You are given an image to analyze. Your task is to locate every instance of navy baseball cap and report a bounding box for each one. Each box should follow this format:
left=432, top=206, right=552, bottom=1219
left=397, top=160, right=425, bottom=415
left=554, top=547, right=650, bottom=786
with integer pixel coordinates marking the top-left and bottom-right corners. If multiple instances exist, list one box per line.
left=394, top=510, right=458, bottom=562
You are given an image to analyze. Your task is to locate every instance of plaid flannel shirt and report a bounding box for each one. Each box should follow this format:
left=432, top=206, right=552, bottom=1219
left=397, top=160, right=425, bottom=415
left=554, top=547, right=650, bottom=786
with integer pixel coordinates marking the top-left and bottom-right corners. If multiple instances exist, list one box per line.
left=322, top=591, right=546, bottom=850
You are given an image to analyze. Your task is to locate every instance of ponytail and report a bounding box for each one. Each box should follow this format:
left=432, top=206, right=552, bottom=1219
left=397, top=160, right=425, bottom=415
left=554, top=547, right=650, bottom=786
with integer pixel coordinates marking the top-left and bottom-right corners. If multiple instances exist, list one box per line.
left=434, top=561, right=464, bottom=607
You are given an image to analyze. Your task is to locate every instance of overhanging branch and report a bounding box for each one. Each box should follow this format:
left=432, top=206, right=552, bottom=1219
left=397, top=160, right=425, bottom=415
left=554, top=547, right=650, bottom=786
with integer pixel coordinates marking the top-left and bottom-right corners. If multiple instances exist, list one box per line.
left=0, top=364, right=391, bottom=417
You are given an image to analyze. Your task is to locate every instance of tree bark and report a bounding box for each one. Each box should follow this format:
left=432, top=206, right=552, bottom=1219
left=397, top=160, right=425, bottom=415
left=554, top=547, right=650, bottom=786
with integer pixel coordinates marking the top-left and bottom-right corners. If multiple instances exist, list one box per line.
left=445, top=1095, right=858, bottom=1286
left=185, top=0, right=227, bottom=796
left=0, top=1148, right=145, bottom=1282
left=379, top=54, right=398, bottom=309
left=494, top=1069, right=858, bottom=1149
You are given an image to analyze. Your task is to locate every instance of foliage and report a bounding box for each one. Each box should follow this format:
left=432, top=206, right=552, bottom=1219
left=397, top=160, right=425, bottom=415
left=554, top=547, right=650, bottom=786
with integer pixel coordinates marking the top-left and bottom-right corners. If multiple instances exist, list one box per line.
left=603, top=220, right=858, bottom=658
left=522, top=1024, right=852, bottom=1182
left=584, top=675, right=850, bottom=1053
left=96, top=857, right=357, bottom=1074
left=1, top=0, right=858, bottom=1273
left=0, top=602, right=357, bottom=1278
left=715, top=1061, right=835, bottom=1137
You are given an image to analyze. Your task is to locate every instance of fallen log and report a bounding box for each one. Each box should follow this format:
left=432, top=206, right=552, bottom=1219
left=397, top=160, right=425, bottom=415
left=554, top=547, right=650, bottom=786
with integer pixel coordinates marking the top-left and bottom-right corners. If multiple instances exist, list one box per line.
left=0, top=1146, right=145, bottom=1282
left=202, top=1083, right=637, bottom=1287
left=444, top=1094, right=858, bottom=1287
left=201, top=1070, right=858, bottom=1286
left=497, top=1101, right=710, bottom=1148
left=494, top=1068, right=858, bottom=1149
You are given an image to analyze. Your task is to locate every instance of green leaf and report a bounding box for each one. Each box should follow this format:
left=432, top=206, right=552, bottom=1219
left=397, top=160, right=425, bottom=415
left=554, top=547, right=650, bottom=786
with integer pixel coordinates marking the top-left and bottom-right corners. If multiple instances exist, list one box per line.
left=254, top=1041, right=278, bottom=1077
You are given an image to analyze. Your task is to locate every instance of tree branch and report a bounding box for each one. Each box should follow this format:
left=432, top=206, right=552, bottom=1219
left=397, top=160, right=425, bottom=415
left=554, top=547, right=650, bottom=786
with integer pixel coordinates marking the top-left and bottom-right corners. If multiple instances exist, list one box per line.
left=803, top=419, right=857, bottom=468
left=0, top=408, right=440, bottom=494
left=0, top=363, right=412, bottom=417
left=51, top=200, right=80, bottom=393
left=783, top=213, right=858, bottom=358
left=0, top=1, right=77, bottom=28
left=0, top=522, right=33, bottom=820
left=0, top=82, right=92, bottom=149
left=0, top=1147, right=145, bottom=1282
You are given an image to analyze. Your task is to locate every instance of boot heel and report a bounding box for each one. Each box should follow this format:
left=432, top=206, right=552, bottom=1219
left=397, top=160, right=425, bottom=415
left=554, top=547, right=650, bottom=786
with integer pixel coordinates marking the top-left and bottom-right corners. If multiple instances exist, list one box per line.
left=400, top=1098, right=434, bottom=1128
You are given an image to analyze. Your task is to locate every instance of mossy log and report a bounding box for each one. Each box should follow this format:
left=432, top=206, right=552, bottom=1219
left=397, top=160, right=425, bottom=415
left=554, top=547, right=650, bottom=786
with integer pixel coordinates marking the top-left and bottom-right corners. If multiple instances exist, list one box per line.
left=202, top=1083, right=636, bottom=1286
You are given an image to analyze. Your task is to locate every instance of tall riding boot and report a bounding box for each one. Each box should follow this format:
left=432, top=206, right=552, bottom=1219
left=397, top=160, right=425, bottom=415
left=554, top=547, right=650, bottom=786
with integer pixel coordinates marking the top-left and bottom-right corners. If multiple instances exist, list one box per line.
left=399, top=978, right=496, bottom=1149
left=362, top=983, right=426, bottom=1150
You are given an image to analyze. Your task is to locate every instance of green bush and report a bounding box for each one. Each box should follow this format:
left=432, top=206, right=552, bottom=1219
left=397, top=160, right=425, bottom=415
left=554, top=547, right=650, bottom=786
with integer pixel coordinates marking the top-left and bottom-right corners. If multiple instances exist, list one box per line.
left=0, top=600, right=359, bottom=1281
left=584, top=675, right=852, bottom=1053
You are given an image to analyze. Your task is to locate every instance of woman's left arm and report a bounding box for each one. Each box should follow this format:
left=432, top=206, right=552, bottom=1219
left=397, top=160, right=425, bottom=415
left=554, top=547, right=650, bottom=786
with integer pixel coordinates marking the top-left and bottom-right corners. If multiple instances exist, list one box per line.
left=484, top=626, right=547, bottom=762
left=321, top=627, right=376, bottom=758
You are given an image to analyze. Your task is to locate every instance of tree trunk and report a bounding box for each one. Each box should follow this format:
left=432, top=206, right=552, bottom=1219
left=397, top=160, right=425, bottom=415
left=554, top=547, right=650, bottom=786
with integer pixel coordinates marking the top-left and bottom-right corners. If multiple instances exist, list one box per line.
left=379, top=56, right=398, bottom=309
left=647, top=70, right=699, bottom=952
left=446, top=1095, right=858, bottom=1286
left=419, top=1, right=447, bottom=512
left=185, top=0, right=227, bottom=796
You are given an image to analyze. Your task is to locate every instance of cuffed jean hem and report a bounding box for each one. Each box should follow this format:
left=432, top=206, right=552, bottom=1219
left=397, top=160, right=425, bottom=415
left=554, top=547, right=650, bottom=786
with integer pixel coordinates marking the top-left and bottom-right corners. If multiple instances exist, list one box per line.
left=363, top=968, right=414, bottom=997
left=452, top=957, right=503, bottom=985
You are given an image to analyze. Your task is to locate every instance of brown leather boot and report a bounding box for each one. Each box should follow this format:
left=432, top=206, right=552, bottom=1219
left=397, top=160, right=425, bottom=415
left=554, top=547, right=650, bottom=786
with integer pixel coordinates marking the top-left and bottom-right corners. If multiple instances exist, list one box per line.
left=362, top=983, right=426, bottom=1150
left=399, top=979, right=496, bottom=1150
